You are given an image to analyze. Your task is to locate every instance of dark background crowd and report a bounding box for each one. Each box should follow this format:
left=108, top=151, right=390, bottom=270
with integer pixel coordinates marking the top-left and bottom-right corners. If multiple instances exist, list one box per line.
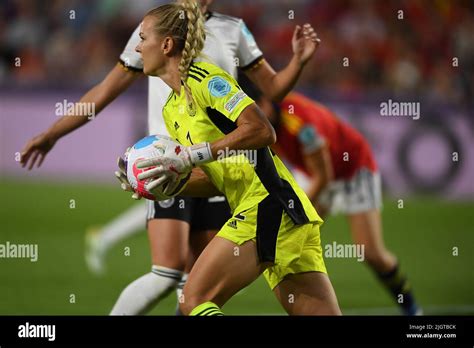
left=1, top=0, right=473, bottom=104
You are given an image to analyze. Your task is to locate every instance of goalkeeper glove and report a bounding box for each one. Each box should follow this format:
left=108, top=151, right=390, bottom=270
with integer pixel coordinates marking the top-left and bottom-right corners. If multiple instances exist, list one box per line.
left=115, top=153, right=142, bottom=200
left=137, top=142, right=213, bottom=194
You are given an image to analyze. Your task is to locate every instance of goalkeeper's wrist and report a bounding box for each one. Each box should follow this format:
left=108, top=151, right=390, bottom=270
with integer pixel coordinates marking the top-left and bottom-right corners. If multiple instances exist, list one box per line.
left=188, top=142, right=213, bottom=165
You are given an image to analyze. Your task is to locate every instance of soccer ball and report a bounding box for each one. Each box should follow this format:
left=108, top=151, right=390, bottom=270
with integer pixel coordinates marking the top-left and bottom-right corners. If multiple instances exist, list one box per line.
left=124, top=135, right=190, bottom=200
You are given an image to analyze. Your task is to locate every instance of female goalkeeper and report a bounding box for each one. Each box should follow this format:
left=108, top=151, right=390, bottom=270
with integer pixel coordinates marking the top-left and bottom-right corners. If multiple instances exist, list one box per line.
left=20, top=0, right=322, bottom=315
left=131, top=3, right=341, bottom=315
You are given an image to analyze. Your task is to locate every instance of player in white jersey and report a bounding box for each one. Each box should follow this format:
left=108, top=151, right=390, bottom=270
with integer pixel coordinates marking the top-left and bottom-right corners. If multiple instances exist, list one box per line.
left=20, top=0, right=320, bottom=315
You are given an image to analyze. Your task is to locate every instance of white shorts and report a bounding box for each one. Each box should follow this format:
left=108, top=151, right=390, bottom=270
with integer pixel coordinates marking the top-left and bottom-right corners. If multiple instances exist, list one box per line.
left=293, top=168, right=382, bottom=215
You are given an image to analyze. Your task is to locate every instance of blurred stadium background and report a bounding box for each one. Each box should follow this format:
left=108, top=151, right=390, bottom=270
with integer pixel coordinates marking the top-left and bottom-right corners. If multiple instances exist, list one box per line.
left=0, top=0, right=473, bottom=315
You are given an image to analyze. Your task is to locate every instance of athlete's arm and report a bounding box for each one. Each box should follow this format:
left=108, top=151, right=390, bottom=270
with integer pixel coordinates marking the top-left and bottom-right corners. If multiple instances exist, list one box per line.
left=136, top=102, right=276, bottom=195
left=20, top=64, right=142, bottom=170
left=244, top=24, right=319, bottom=102
left=181, top=168, right=222, bottom=197
left=303, top=143, right=334, bottom=204
left=136, top=78, right=276, bottom=193
left=209, top=103, right=276, bottom=158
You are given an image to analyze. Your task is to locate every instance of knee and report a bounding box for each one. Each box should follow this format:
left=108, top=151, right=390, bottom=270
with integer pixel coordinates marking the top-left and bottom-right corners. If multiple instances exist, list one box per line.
left=363, top=248, right=396, bottom=272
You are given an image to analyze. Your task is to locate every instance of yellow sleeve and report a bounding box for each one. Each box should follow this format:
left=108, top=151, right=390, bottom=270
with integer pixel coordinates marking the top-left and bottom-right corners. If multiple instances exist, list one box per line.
left=194, top=71, right=255, bottom=122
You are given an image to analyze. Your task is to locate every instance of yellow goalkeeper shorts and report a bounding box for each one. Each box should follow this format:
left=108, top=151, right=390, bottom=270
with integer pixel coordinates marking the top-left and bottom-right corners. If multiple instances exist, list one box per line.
left=217, top=203, right=327, bottom=290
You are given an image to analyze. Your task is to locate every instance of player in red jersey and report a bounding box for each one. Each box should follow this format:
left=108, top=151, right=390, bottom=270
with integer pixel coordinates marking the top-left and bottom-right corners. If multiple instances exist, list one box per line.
left=241, top=78, right=421, bottom=315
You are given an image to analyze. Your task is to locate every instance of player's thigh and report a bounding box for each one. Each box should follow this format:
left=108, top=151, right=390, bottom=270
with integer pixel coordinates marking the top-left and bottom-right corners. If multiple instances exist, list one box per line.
left=181, top=237, right=266, bottom=314
left=347, top=209, right=396, bottom=271
left=344, top=169, right=384, bottom=245
left=147, top=219, right=189, bottom=269
left=146, top=198, right=192, bottom=269
left=186, top=229, right=218, bottom=273
left=273, top=271, right=341, bottom=315
left=268, top=221, right=340, bottom=315
left=186, top=197, right=231, bottom=272
left=347, top=209, right=386, bottom=253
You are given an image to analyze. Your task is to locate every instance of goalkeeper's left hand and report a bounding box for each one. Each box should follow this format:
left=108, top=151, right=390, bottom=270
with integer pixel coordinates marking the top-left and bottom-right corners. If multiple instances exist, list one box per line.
left=115, top=153, right=142, bottom=200
left=136, top=142, right=213, bottom=195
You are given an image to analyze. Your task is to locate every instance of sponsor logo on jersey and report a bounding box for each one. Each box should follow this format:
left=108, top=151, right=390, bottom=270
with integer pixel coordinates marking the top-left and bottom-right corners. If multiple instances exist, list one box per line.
left=208, top=76, right=231, bottom=97
left=225, top=91, right=247, bottom=112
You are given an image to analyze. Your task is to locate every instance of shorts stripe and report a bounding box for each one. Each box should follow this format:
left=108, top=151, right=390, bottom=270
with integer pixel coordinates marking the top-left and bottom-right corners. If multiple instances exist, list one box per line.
left=146, top=200, right=155, bottom=220
left=256, top=195, right=283, bottom=263
left=205, top=109, right=309, bottom=225
left=367, top=171, right=377, bottom=208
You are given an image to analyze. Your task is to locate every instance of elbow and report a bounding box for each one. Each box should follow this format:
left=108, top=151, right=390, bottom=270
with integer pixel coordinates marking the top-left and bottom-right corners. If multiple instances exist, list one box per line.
left=253, top=122, right=276, bottom=148
left=242, top=104, right=277, bottom=148
left=263, top=123, right=277, bottom=146
left=269, top=125, right=277, bottom=145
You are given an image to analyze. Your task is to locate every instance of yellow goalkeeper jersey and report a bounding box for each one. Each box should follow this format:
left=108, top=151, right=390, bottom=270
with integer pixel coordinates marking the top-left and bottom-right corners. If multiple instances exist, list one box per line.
left=162, top=61, right=322, bottom=226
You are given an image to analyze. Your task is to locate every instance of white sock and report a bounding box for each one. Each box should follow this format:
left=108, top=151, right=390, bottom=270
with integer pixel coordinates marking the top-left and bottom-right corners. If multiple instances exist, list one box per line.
left=98, top=202, right=147, bottom=253
left=110, top=265, right=183, bottom=315
left=175, top=273, right=188, bottom=315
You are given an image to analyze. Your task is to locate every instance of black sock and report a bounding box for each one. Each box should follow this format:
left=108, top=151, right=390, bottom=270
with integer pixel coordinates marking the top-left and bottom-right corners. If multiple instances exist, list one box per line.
left=376, top=263, right=419, bottom=315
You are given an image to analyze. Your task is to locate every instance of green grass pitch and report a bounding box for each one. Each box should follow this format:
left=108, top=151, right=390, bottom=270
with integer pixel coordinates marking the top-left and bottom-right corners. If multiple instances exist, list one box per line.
left=0, top=178, right=472, bottom=315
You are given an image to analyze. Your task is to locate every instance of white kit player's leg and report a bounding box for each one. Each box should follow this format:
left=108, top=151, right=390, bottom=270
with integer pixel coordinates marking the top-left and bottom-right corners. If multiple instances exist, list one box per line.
left=85, top=202, right=147, bottom=275
left=175, top=273, right=188, bottom=315
left=176, top=273, right=188, bottom=304
left=110, top=265, right=183, bottom=315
